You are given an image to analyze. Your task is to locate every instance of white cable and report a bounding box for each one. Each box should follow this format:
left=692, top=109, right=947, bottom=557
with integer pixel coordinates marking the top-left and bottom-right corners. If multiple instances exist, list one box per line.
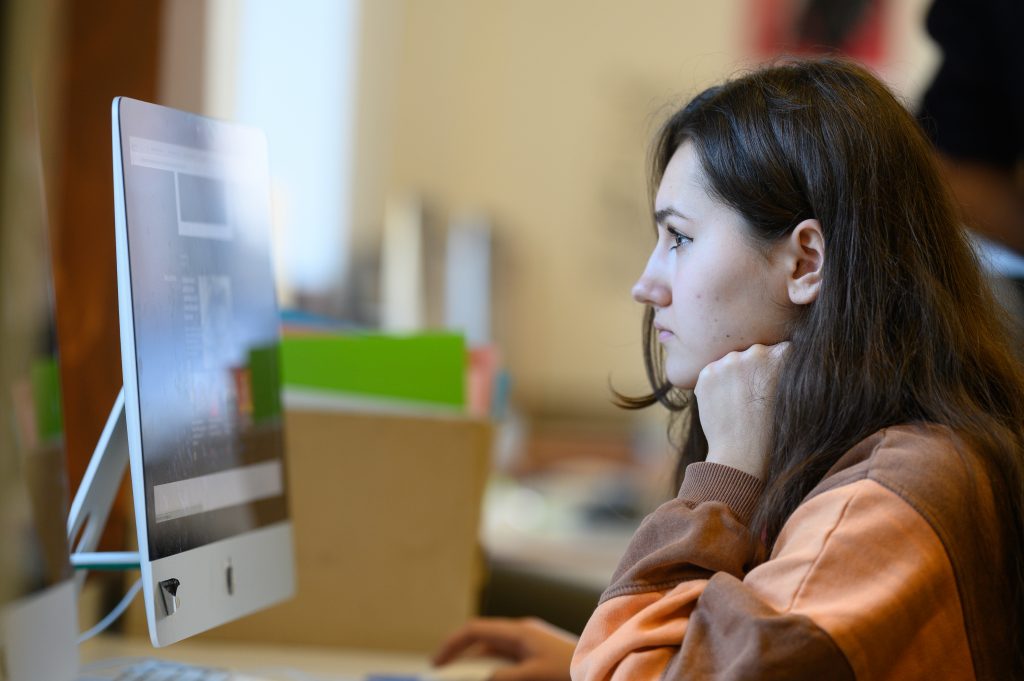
left=78, top=577, right=143, bottom=644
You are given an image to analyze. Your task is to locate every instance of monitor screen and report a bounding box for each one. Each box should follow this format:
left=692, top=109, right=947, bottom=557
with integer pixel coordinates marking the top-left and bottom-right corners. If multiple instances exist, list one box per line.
left=119, top=113, right=287, bottom=560
left=113, top=97, right=293, bottom=646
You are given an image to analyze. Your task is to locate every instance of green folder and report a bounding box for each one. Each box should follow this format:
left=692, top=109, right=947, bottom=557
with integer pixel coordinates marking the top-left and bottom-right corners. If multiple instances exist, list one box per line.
left=31, top=357, right=64, bottom=442
left=280, top=332, right=466, bottom=409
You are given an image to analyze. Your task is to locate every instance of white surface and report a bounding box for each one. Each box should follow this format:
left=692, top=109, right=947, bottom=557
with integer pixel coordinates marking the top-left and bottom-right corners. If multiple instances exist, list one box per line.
left=129, top=137, right=238, bottom=177
left=1, top=580, right=79, bottom=681
left=153, top=461, right=284, bottom=523
left=382, top=195, right=425, bottom=332
left=67, top=387, right=129, bottom=597
left=445, top=220, right=491, bottom=346
left=233, top=0, right=360, bottom=296
left=282, top=387, right=465, bottom=419
left=972, top=232, right=1024, bottom=278
left=143, top=523, right=295, bottom=648
left=480, top=475, right=639, bottom=592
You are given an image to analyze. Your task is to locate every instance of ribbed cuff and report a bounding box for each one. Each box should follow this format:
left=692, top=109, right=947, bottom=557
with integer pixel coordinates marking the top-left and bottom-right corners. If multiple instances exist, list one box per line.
left=678, top=461, right=765, bottom=525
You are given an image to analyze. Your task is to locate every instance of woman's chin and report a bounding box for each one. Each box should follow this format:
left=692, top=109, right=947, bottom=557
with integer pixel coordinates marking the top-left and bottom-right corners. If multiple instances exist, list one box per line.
left=665, top=368, right=698, bottom=392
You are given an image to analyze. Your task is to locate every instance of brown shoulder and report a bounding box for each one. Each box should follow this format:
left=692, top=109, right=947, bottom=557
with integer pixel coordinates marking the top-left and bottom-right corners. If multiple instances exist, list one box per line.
left=805, top=424, right=1011, bottom=677
left=807, top=424, right=984, bottom=518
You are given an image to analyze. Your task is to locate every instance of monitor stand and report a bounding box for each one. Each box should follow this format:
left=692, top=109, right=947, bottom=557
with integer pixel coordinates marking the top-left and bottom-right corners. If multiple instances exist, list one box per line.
left=66, top=387, right=140, bottom=586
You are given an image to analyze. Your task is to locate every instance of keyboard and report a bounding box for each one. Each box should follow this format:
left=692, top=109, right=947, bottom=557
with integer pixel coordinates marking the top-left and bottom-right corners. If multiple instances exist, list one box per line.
left=82, top=653, right=501, bottom=681
left=80, top=657, right=277, bottom=681
left=112, top=659, right=234, bottom=681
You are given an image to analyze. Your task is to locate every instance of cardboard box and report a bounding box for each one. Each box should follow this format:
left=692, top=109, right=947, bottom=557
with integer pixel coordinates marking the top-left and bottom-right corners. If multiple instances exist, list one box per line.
left=126, top=406, right=492, bottom=652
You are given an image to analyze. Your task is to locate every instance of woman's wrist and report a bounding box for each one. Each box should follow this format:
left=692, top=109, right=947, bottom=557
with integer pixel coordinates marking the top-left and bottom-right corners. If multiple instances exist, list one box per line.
left=705, top=449, right=766, bottom=481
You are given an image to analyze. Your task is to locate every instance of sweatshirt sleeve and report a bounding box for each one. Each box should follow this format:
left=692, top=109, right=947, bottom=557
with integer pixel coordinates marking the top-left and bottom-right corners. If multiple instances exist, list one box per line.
left=570, top=461, right=770, bottom=680
left=570, top=462, right=974, bottom=681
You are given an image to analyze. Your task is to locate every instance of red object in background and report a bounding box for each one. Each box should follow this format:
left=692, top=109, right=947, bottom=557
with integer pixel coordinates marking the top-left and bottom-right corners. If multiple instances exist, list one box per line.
left=750, top=0, right=887, bottom=65
left=468, top=345, right=500, bottom=418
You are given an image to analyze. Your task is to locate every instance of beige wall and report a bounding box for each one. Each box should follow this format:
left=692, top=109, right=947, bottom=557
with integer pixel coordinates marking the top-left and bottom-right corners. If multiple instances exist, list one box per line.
left=369, top=0, right=938, bottom=418
left=161, top=0, right=939, bottom=421
left=379, top=1, right=743, bottom=418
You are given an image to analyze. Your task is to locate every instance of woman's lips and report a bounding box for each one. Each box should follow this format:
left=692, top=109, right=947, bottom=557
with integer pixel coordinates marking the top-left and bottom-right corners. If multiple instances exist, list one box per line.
left=655, top=324, right=673, bottom=342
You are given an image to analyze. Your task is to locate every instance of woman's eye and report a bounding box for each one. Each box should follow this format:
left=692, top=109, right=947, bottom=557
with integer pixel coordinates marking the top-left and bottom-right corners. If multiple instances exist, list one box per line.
left=667, top=228, right=691, bottom=250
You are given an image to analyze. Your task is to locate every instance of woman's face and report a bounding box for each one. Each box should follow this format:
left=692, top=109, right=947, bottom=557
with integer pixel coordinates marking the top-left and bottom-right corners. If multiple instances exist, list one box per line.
left=632, top=142, right=796, bottom=389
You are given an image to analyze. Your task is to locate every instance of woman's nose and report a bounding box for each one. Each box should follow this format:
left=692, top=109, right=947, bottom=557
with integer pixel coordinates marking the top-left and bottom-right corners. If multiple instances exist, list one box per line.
left=632, top=270, right=670, bottom=307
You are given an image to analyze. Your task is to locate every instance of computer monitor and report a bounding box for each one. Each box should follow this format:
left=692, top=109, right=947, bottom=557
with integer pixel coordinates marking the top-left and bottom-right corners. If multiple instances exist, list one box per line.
left=110, top=97, right=294, bottom=647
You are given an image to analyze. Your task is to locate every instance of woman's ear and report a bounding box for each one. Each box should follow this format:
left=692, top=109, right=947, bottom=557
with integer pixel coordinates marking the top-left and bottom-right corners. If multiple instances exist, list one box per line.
left=784, top=219, right=824, bottom=305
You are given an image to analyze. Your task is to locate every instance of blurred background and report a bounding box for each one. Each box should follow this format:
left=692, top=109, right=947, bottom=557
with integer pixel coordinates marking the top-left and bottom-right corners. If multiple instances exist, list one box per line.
left=35, top=0, right=941, bottom=494
left=6, top=0, right=944, bottom=642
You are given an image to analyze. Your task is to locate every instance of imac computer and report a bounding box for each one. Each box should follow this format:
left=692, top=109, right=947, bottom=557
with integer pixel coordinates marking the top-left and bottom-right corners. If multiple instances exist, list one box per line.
left=69, top=97, right=295, bottom=648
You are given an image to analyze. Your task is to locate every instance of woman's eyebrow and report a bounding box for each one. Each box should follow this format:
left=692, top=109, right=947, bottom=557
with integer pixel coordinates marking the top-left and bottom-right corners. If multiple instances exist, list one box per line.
left=654, top=207, right=689, bottom=224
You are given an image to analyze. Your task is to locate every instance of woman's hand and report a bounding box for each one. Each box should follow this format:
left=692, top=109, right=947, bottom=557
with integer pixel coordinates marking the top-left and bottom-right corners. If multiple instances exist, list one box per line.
left=432, top=617, right=578, bottom=681
left=694, top=342, right=790, bottom=480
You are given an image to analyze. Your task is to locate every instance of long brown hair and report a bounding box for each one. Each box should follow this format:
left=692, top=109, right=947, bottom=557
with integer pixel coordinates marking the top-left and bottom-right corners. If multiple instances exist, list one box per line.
left=619, top=57, right=1024, bottom=661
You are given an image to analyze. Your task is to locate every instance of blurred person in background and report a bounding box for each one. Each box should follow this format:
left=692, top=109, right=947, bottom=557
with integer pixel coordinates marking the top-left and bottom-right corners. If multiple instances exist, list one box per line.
left=919, top=0, right=1024, bottom=317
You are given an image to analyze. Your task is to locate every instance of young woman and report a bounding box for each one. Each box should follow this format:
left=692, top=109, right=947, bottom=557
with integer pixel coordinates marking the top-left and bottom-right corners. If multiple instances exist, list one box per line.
left=434, top=58, right=1024, bottom=680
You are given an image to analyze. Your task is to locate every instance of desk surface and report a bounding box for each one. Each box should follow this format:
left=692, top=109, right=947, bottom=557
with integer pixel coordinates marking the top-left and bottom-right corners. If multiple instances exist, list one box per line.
left=80, top=635, right=502, bottom=680
left=481, top=473, right=644, bottom=592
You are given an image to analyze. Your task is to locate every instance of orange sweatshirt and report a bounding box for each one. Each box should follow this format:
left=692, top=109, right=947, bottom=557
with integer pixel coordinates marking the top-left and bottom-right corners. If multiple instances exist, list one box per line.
left=570, top=424, right=1014, bottom=680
